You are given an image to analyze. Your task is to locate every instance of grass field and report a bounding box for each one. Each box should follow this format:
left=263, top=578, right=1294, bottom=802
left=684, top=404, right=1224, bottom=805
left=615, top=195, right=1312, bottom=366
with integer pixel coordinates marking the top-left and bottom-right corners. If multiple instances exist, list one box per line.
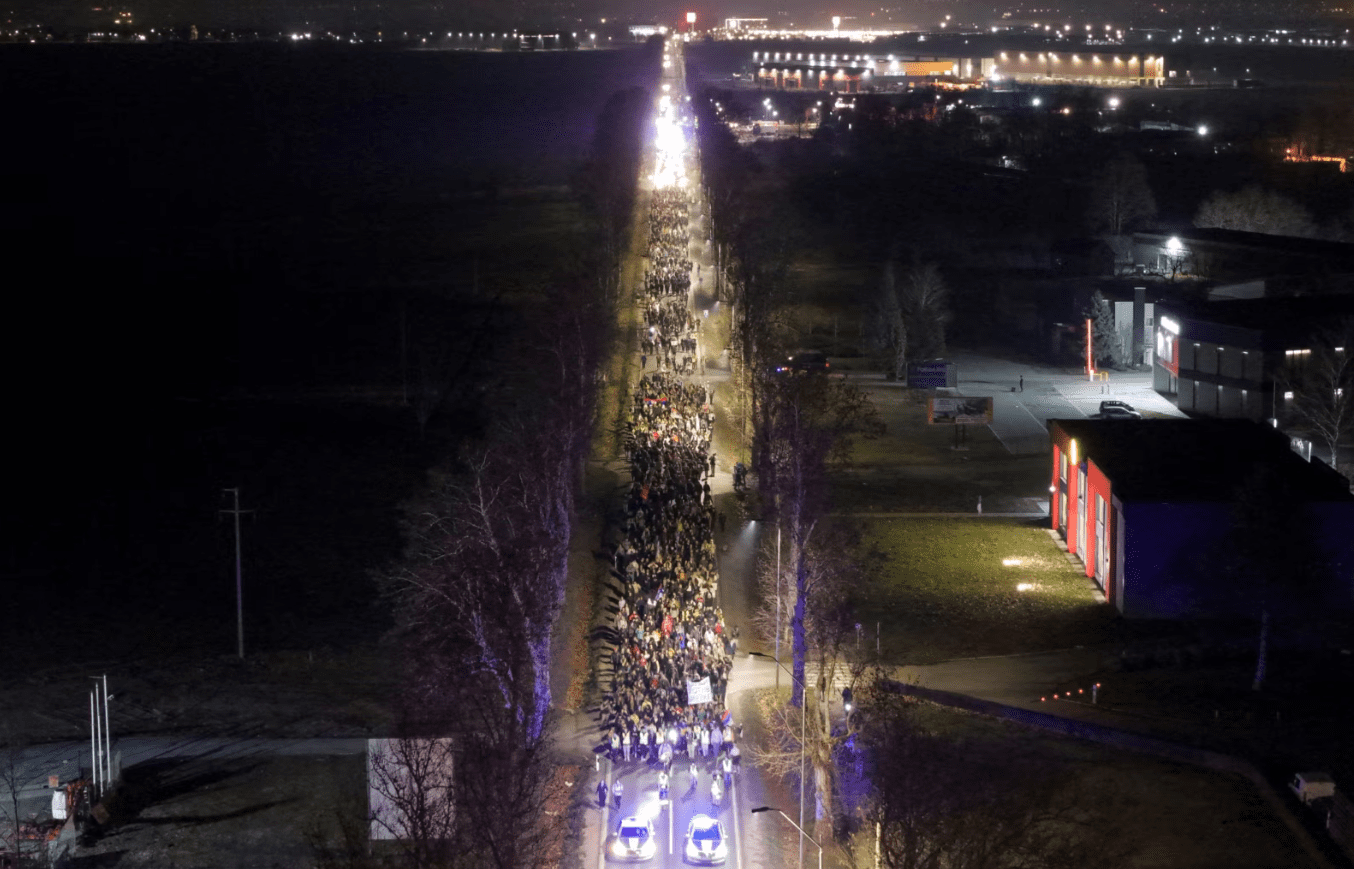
left=856, top=517, right=1119, bottom=662
left=741, top=687, right=1315, bottom=869
left=904, top=702, right=1317, bottom=869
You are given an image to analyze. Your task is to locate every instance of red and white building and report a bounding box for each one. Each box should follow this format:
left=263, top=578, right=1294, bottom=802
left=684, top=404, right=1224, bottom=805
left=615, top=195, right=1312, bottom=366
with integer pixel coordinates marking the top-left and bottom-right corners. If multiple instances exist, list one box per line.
left=1049, top=418, right=1354, bottom=618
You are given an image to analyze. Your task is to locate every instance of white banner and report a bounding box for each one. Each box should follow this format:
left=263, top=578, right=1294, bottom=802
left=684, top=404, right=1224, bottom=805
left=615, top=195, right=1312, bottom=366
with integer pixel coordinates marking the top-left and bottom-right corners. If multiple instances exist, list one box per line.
left=686, top=677, right=713, bottom=705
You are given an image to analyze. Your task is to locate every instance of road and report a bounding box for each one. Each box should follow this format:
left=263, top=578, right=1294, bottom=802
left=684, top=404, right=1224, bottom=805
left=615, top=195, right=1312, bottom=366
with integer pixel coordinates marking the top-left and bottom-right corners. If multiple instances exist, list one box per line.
left=599, top=750, right=743, bottom=869
left=587, top=35, right=752, bottom=869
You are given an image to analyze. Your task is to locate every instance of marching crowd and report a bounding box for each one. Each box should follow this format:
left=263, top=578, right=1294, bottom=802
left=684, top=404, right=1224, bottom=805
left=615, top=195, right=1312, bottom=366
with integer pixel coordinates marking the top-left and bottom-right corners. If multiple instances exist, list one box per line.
left=640, top=188, right=705, bottom=377
left=597, top=180, right=741, bottom=807
left=644, top=188, right=692, bottom=298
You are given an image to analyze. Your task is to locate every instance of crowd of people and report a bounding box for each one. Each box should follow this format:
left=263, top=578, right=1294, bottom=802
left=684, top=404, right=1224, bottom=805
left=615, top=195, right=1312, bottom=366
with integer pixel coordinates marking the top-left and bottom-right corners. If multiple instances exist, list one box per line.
left=640, top=188, right=705, bottom=376
left=597, top=181, right=740, bottom=797
left=644, top=188, right=692, bottom=298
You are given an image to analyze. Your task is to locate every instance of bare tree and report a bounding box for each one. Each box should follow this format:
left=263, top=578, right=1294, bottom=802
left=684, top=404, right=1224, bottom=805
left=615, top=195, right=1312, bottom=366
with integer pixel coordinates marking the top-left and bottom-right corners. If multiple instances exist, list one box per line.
left=1086, top=153, right=1156, bottom=236
left=0, top=719, right=43, bottom=869
left=1288, top=320, right=1354, bottom=482
left=0, top=721, right=23, bottom=864
left=367, top=737, right=459, bottom=869
left=750, top=526, right=871, bottom=845
left=874, top=260, right=908, bottom=380
left=1195, top=185, right=1317, bottom=238
left=898, top=263, right=950, bottom=363
left=1224, top=464, right=1328, bottom=691
left=755, top=373, right=881, bottom=714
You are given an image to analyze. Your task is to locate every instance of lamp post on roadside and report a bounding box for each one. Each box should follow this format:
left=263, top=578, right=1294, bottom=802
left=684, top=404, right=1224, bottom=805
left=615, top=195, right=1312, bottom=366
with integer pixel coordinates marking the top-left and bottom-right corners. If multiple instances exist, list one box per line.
left=751, top=806, right=823, bottom=869
left=750, top=651, right=807, bottom=869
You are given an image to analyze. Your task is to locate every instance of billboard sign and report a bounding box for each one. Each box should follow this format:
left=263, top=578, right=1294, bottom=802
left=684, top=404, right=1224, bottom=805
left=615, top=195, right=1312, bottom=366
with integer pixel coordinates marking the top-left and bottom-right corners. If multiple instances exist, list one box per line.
left=907, top=360, right=956, bottom=389
left=927, top=396, right=993, bottom=425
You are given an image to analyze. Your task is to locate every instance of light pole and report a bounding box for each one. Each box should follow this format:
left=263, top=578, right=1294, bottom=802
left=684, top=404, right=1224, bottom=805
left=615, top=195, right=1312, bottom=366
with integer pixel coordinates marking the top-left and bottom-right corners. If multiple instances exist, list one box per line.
left=752, top=806, right=823, bottom=869
left=750, top=651, right=807, bottom=869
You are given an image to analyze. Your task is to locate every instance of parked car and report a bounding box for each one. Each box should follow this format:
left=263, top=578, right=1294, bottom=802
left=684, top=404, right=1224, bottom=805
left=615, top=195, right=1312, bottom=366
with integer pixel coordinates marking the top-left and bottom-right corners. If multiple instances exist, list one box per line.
left=684, top=814, right=728, bottom=865
left=1290, top=771, right=1337, bottom=805
left=1098, top=400, right=1143, bottom=419
left=611, top=816, right=656, bottom=862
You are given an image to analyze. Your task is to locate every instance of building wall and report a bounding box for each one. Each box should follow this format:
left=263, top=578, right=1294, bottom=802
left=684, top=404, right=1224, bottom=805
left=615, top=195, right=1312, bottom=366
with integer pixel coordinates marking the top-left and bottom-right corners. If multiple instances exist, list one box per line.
left=1112, top=300, right=1155, bottom=366
left=1119, top=502, right=1233, bottom=619
left=755, top=65, right=864, bottom=91
left=1162, top=328, right=1273, bottom=421
left=1050, top=424, right=1117, bottom=603
left=984, top=50, right=1164, bottom=86
left=1052, top=423, right=1354, bottom=619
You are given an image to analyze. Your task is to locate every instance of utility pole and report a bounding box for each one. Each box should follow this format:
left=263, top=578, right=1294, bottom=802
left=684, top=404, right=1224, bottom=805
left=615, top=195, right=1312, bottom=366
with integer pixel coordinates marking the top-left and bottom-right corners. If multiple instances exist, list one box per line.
left=220, top=488, right=253, bottom=659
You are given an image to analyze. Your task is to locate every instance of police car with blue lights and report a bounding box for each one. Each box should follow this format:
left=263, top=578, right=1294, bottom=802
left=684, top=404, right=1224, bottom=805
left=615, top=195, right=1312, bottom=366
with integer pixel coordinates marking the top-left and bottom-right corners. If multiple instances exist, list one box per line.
left=610, top=816, right=656, bottom=862
left=684, top=814, right=728, bottom=864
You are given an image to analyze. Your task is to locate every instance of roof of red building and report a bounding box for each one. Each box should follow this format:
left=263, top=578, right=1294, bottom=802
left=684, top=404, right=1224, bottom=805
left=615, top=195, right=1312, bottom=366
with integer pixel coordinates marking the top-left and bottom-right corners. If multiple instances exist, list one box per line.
left=1050, top=418, right=1354, bottom=503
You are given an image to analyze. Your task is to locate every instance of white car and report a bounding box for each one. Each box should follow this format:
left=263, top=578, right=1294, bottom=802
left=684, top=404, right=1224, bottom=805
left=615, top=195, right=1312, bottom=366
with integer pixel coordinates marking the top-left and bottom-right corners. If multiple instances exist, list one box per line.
left=611, top=816, right=656, bottom=862
left=1098, top=400, right=1143, bottom=419
left=684, top=814, right=728, bottom=864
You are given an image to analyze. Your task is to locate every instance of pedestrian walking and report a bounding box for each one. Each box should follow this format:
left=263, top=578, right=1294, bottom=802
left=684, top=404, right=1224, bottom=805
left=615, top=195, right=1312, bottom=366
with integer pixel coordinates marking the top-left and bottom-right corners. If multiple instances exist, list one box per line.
left=1019, top=375, right=1024, bottom=392
left=717, top=512, right=726, bottom=534
left=977, top=496, right=983, bottom=515
left=709, top=453, right=716, bottom=476
left=610, top=730, right=620, bottom=761
left=613, top=780, right=624, bottom=811
left=597, top=780, right=608, bottom=808
left=641, top=353, right=648, bottom=370
left=623, top=729, right=632, bottom=762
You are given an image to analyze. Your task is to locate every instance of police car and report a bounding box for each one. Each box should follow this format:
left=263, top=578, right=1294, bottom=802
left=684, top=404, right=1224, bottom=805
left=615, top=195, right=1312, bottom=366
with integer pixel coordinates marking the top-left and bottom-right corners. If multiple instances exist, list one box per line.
left=610, top=816, right=656, bottom=861
left=684, top=814, right=728, bottom=864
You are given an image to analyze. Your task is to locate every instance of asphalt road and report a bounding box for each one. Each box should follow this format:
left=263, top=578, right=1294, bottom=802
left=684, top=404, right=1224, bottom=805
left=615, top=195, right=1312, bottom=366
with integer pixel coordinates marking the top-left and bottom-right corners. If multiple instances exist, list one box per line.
left=600, top=750, right=743, bottom=869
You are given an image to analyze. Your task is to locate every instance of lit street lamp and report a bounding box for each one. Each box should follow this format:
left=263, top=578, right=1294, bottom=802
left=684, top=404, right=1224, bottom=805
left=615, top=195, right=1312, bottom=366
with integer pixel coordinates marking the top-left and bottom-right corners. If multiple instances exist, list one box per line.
left=751, top=806, right=823, bottom=869
left=750, top=651, right=808, bottom=869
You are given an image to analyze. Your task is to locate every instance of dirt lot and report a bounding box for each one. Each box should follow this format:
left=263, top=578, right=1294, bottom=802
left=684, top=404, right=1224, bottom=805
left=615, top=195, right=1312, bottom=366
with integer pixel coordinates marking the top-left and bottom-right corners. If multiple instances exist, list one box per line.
left=2, top=647, right=396, bottom=746
left=69, top=753, right=366, bottom=869
left=1, top=647, right=395, bottom=868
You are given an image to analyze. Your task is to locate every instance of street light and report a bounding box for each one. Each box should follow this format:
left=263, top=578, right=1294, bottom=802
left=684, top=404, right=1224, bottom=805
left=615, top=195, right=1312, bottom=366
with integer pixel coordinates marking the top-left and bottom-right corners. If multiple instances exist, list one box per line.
left=750, top=651, right=807, bottom=869
left=752, top=806, right=823, bottom=869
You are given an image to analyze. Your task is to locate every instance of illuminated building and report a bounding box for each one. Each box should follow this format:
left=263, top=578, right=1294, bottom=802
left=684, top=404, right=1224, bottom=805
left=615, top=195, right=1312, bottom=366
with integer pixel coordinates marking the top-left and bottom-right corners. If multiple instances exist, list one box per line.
left=1049, top=419, right=1354, bottom=618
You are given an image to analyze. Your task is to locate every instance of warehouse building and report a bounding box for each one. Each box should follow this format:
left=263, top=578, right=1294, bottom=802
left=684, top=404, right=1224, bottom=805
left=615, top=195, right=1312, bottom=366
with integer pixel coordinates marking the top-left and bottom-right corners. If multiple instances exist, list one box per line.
left=1049, top=418, right=1354, bottom=618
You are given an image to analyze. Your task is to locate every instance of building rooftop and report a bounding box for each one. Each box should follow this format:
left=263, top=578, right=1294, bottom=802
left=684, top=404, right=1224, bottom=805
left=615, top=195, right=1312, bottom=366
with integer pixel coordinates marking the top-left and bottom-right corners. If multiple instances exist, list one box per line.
left=1157, top=294, right=1354, bottom=348
left=1135, top=227, right=1354, bottom=268
left=1051, top=419, right=1354, bottom=503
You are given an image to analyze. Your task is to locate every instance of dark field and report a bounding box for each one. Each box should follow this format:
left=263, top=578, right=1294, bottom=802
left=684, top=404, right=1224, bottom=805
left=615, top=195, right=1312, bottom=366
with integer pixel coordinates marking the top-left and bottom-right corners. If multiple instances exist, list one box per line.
left=0, top=43, right=658, bottom=663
